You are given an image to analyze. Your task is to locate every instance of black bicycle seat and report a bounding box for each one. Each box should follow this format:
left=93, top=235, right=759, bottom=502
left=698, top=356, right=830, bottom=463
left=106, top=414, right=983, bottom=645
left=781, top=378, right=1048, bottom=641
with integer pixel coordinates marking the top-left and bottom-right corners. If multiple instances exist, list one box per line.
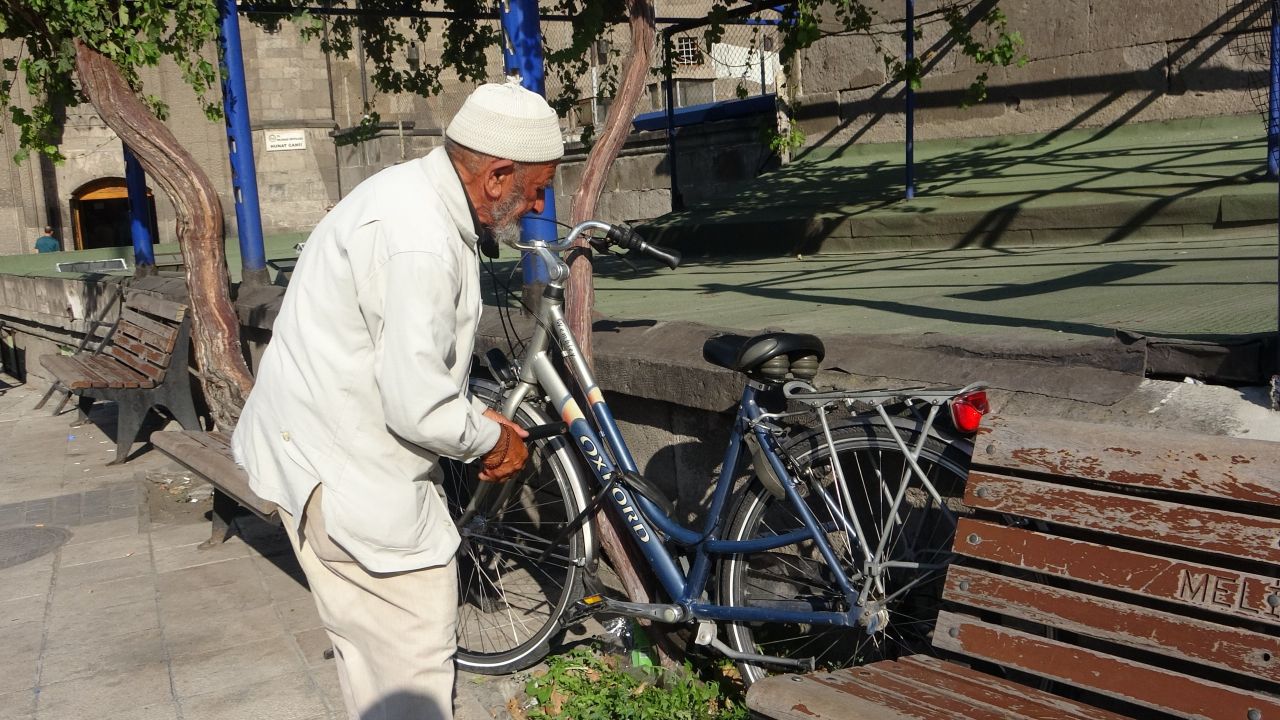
left=702, top=332, right=825, bottom=381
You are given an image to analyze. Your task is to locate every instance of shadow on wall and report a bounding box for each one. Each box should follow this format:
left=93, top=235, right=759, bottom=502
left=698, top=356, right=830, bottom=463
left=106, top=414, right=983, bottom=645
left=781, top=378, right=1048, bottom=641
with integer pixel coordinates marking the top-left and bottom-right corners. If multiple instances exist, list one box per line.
left=798, top=0, right=1266, bottom=160
left=629, top=1, right=1269, bottom=254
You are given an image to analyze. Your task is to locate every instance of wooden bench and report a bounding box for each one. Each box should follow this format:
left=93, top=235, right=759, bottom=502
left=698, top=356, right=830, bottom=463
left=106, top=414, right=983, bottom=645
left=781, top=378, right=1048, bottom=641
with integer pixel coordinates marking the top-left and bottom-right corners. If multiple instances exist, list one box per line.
left=40, top=291, right=201, bottom=464
left=747, top=414, right=1280, bottom=720
left=150, top=430, right=280, bottom=548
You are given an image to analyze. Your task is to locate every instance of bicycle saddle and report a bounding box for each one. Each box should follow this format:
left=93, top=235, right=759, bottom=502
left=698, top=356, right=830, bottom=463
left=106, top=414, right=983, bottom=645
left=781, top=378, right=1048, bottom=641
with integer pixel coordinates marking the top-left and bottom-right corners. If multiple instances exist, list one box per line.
left=702, top=332, right=825, bottom=382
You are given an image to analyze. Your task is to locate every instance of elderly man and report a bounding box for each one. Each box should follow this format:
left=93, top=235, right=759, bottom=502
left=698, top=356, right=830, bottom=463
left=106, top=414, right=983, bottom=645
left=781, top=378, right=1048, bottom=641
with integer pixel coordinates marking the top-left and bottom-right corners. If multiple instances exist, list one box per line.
left=232, top=80, right=561, bottom=719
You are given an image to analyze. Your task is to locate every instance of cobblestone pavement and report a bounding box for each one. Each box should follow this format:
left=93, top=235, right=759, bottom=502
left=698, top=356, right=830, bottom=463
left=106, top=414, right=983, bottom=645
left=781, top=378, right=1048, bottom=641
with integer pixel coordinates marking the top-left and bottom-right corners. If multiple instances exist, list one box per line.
left=0, top=376, right=520, bottom=719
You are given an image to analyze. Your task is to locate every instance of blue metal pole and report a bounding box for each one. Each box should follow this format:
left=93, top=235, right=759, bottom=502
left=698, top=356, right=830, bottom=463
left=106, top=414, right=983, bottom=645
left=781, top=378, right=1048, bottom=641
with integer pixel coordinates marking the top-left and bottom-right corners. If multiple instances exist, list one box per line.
left=123, top=146, right=155, bottom=270
left=218, top=0, right=269, bottom=284
left=905, top=0, right=916, bottom=200
left=502, top=0, right=554, bottom=287
left=1269, top=0, right=1280, bottom=178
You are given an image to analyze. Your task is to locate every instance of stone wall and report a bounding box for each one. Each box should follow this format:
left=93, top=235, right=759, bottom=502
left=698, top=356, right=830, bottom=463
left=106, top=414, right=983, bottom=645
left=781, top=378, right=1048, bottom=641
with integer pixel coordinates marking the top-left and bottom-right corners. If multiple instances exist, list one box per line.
left=794, top=0, right=1259, bottom=146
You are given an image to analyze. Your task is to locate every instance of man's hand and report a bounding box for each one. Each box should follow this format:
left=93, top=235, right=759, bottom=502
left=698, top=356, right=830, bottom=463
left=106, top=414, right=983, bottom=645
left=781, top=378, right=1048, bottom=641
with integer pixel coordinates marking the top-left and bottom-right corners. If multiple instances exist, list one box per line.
left=479, top=408, right=529, bottom=482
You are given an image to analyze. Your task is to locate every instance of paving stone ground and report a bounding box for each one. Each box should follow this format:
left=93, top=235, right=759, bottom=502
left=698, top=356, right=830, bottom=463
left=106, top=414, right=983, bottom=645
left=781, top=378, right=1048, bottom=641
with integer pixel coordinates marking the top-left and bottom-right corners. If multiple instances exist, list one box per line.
left=0, top=376, right=520, bottom=720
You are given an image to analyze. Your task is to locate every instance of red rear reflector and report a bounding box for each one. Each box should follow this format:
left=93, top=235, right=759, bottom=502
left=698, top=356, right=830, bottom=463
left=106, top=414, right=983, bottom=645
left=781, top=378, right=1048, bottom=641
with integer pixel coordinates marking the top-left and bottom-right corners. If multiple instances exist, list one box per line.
left=950, top=391, right=989, bottom=434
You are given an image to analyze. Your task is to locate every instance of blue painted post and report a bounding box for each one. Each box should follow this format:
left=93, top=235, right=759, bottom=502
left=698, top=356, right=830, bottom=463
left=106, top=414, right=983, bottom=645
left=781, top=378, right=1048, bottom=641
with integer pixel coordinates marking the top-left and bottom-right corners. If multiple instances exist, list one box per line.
left=1269, top=0, right=1279, bottom=178
left=905, top=0, right=916, bottom=200
left=123, top=146, right=155, bottom=272
left=501, top=0, right=555, bottom=289
left=218, top=0, right=269, bottom=285
left=1273, top=0, right=1280, bottom=400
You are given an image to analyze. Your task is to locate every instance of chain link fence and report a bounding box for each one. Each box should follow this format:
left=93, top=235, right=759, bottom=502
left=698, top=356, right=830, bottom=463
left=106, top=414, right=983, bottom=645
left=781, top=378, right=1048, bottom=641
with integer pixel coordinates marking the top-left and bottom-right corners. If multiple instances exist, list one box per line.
left=385, top=9, right=788, bottom=137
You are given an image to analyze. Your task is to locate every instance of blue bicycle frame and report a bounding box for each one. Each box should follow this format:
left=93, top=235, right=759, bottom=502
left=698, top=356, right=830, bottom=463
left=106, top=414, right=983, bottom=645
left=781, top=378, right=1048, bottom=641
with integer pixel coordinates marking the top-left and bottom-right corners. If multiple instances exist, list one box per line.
left=495, top=240, right=864, bottom=630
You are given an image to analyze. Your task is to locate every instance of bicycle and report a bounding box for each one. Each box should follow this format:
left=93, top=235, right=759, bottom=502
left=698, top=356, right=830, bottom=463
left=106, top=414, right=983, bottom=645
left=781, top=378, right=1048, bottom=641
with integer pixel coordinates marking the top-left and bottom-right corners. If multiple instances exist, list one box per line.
left=442, top=221, right=989, bottom=685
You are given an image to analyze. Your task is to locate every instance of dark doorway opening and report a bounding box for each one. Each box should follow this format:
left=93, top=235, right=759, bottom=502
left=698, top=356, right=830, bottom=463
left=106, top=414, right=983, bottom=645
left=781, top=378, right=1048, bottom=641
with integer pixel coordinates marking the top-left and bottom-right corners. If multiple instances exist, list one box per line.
left=70, top=178, right=158, bottom=251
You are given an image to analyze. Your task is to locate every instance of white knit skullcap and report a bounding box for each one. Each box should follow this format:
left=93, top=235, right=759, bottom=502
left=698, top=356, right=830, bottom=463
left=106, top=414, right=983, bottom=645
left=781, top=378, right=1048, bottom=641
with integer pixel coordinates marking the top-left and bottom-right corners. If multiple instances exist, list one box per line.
left=445, top=79, right=564, bottom=163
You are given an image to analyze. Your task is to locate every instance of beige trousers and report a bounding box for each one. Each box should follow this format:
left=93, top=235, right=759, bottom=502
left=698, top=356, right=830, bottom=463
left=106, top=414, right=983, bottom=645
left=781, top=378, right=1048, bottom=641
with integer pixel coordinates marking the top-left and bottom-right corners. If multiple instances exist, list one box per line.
left=280, top=487, right=458, bottom=720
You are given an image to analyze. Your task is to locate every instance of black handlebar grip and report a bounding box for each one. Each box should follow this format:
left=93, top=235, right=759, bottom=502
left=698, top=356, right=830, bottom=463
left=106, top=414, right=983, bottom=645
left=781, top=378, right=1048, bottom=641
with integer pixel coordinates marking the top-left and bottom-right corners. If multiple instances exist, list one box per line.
left=605, top=224, right=682, bottom=269
left=523, top=421, right=567, bottom=442
left=636, top=240, right=682, bottom=269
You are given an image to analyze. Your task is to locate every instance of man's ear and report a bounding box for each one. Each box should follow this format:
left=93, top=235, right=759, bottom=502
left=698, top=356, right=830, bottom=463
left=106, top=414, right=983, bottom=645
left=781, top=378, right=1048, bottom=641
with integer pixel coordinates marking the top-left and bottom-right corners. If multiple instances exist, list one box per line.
left=483, top=159, right=517, bottom=201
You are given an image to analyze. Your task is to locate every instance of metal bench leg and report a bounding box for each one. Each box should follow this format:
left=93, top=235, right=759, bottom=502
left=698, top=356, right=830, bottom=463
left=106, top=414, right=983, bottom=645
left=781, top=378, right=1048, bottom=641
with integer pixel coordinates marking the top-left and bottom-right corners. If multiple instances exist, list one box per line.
left=201, top=489, right=238, bottom=549
left=72, top=395, right=94, bottom=425
left=109, top=397, right=148, bottom=465
left=163, top=389, right=202, bottom=433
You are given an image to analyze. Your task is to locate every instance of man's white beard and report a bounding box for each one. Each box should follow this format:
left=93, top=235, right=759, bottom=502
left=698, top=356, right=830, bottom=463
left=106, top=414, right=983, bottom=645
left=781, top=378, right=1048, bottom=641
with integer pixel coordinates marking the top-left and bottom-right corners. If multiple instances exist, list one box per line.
left=493, top=221, right=523, bottom=248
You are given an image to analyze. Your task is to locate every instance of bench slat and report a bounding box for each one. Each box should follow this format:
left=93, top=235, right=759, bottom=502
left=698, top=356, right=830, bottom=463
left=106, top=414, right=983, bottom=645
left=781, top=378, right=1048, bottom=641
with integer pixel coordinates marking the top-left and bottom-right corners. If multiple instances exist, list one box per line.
left=746, top=669, right=990, bottom=720
left=81, top=355, right=142, bottom=388
left=976, top=415, right=1280, bottom=507
left=41, top=355, right=98, bottom=389
left=124, top=292, right=186, bottom=322
left=150, top=431, right=277, bottom=520
left=832, top=665, right=1040, bottom=719
left=43, top=353, right=149, bottom=390
left=965, top=471, right=1280, bottom=564
left=944, top=565, right=1280, bottom=682
left=934, top=612, right=1280, bottom=720
left=120, top=306, right=181, bottom=346
left=956, top=519, right=1280, bottom=629
left=104, top=345, right=166, bottom=383
left=116, top=320, right=176, bottom=354
left=112, top=335, right=168, bottom=367
left=895, top=657, right=1127, bottom=720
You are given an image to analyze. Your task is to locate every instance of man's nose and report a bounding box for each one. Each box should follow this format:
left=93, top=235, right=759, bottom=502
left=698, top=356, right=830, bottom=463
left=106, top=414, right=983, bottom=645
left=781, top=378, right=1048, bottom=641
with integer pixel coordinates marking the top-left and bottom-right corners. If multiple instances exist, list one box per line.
left=530, top=195, right=545, bottom=214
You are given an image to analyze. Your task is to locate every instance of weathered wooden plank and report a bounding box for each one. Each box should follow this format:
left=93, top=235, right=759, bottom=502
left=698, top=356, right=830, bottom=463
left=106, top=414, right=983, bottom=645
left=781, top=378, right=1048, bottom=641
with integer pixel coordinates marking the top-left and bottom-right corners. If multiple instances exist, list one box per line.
left=104, top=346, right=165, bottom=383
left=745, top=666, right=1002, bottom=720
left=123, top=292, right=186, bottom=322
left=150, top=432, right=276, bottom=520
left=120, top=306, right=180, bottom=342
left=955, top=519, right=1280, bottom=628
left=116, top=320, right=175, bottom=354
left=944, top=565, right=1280, bottom=682
left=934, top=612, right=1280, bottom=720
left=77, top=355, right=139, bottom=388
left=965, top=472, right=1280, bottom=564
left=112, top=335, right=167, bottom=367
left=975, top=414, right=1280, bottom=507
left=895, top=657, right=1128, bottom=720
left=40, top=355, right=97, bottom=389
left=832, top=665, right=1032, bottom=720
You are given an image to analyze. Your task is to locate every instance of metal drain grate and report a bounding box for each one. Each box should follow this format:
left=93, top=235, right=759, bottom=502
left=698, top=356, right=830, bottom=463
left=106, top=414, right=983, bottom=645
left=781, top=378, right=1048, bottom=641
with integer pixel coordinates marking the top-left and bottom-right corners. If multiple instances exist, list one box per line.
left=0, top=526, right=71, bottom=569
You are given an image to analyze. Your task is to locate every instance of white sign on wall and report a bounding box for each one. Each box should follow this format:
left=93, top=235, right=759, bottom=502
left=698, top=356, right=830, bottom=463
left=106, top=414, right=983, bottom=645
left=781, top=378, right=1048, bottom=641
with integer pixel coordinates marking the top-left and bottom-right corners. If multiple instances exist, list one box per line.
left=265, top=129, right=307, bottom=152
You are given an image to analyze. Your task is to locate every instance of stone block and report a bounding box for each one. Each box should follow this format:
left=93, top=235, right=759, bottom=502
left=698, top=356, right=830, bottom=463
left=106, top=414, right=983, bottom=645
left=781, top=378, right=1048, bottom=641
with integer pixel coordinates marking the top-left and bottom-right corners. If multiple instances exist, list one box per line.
left=800, top=34, right=885, bottom=95
left=169, top=637, right=309, bottom=699
left=1170, top=33, right=1255, bottom=95
left=1088, top=0, right=1227, bottom=52
left=34, top=662, right=174, bottom=719
left=177, top=671, right=326, bottom=720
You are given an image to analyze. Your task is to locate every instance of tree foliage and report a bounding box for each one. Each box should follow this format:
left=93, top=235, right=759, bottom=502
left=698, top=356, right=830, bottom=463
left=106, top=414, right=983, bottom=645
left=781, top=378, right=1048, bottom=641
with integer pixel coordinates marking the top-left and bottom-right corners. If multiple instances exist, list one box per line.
left=0, top=0, right=223, bottom=162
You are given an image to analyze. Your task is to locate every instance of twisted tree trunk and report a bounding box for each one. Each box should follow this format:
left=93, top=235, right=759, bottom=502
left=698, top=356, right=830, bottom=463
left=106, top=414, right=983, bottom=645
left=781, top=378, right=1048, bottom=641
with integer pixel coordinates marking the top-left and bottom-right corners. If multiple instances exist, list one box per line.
left=74, top=40, right=253, bottom=429
left=564, top=0, right=672, bottom=660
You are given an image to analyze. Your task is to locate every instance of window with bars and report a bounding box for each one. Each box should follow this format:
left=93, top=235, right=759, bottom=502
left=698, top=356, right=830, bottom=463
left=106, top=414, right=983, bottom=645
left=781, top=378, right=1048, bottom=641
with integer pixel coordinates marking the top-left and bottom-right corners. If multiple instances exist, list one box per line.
left=674, top=36, right=701, bottom=66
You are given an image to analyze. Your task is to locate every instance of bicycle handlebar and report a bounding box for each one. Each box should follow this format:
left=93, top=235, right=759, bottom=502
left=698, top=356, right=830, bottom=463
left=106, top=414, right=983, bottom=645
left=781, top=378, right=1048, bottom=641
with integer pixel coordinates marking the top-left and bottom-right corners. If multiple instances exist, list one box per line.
left=604, top=224, right=682, bottom=270
left=511, top=220, right=682, bottom=272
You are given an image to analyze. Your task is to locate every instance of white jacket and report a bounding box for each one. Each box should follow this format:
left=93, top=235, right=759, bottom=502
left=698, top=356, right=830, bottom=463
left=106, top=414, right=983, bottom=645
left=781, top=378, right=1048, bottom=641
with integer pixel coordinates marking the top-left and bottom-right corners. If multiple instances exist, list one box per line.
left=232, top=147, right=500, bottom=573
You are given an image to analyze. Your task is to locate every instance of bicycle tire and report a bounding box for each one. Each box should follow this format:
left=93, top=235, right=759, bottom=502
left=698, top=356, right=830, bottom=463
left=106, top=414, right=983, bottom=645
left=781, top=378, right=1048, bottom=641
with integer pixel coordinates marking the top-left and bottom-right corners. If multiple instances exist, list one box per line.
left=718, top=419, right=970, bottom=686
left=441, top=378, right=592, bottom=675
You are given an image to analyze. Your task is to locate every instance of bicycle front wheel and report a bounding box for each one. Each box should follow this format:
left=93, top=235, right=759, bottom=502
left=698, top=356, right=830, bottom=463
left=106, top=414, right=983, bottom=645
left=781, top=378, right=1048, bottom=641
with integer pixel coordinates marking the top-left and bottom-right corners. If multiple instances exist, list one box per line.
left=441, top=380, right=592, bottom=675
left=718, top=420, right=970, bottom=685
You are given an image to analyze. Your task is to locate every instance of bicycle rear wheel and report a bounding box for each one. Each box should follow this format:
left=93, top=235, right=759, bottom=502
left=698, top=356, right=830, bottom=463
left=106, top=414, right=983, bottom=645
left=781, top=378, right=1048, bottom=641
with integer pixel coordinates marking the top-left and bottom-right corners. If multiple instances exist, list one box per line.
left=441, top=380, right=592, bottom=674
left=718, top=420, right=969, bottom=685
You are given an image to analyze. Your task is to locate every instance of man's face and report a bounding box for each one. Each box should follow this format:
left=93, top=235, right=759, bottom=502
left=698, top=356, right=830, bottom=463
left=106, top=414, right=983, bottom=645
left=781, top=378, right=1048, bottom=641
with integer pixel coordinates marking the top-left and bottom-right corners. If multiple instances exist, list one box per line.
left=487, top=162, right=558, bottom=247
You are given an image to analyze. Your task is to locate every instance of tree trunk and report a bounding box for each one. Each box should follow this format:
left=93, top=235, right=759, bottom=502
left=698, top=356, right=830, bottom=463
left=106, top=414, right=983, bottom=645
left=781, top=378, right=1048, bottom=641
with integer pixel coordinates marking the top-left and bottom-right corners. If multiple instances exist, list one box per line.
left=563, top=0, right=674, bottom=663
left=74, top=40, right=253, bottom=429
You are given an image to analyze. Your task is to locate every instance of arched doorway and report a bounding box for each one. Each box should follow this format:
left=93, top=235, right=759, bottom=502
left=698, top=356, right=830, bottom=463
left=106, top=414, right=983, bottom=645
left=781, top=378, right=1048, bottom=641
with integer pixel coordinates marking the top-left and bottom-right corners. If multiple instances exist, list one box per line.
left=70, top=178, right=158, bottom=251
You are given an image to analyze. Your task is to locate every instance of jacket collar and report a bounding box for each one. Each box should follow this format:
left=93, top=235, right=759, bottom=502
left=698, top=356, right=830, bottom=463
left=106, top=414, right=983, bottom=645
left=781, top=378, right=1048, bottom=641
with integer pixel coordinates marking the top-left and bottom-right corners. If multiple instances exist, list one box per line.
left=422, top=146, right=479, bottom=249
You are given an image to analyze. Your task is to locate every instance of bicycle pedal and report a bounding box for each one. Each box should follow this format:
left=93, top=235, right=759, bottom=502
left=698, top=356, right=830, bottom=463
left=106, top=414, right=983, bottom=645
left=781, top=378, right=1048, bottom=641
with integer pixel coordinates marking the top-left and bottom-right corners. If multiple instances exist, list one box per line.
left=570, top=594, right=685, bottom=624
